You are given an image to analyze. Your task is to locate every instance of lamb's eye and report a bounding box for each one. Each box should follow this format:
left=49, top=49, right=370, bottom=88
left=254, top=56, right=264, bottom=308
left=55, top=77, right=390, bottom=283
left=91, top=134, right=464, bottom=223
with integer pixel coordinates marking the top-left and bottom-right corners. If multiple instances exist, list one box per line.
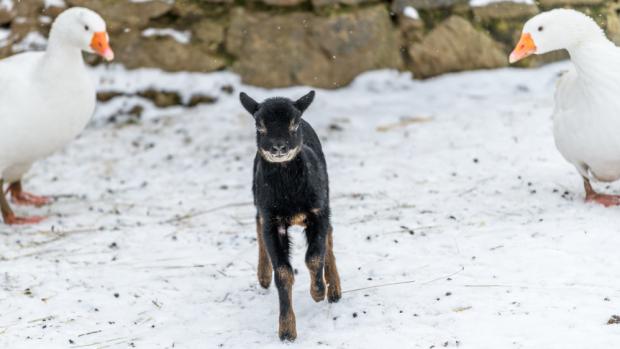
left=84, top=25, right=90, bottom=31
left=290, top=123, right=300, bottom=132
left=538, top=26, right=544, bottom=32
left=257, top=126, right=267, bottom=134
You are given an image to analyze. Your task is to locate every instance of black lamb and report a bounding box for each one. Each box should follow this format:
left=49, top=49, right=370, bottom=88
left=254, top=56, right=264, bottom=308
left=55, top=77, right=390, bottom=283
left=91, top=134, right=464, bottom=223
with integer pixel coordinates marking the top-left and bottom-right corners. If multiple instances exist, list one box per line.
left=240, top=90, right=342, bottom=341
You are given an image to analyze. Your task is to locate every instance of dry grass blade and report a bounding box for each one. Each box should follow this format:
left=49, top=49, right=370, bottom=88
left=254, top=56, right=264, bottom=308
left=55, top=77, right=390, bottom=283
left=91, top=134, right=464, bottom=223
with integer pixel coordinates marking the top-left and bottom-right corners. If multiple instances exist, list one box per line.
left=161, top=201, right=253, bottom=224
left=342, top=265, right=464, bottom=294
left=376, top=116, right=433, bottom=132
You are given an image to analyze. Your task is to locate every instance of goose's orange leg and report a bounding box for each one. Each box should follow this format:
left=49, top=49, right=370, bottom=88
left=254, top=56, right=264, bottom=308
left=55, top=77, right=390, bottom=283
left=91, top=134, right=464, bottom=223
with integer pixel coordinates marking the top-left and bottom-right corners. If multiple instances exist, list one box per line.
left=583, top=177, right=620, bottom=207
left=1, top=179, right=45, bottom=225
left=8, top=181, right=51, bottom=207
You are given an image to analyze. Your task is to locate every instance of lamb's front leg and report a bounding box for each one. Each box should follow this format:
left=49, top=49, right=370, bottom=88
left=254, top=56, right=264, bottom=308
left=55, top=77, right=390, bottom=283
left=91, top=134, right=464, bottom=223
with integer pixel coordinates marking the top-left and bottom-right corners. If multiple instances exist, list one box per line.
left=256, top=214, right=272, bottom=288
left=305, top=214, right=328, bottom=302
left=263, top=218, right=297, bottom=341
left=324, top=225, right=342, bottom=303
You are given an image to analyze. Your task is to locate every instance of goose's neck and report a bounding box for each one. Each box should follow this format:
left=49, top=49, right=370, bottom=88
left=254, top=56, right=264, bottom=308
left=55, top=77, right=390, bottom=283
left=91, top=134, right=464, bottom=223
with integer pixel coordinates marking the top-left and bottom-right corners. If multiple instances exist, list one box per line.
left=44, top=32, right=85, bottom=71
left=568, top=37, right=618, bottom=83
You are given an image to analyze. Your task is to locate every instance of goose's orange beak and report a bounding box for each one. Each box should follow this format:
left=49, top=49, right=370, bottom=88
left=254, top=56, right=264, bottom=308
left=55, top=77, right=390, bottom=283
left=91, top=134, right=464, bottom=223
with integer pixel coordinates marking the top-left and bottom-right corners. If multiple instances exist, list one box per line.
left=90, top=31, right=114, bottom=61
left=509, top=33, right=536, bottom=64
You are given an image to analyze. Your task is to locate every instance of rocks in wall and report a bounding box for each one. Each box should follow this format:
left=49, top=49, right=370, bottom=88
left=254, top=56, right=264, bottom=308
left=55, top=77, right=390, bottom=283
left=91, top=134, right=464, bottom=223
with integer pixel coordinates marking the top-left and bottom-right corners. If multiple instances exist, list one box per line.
left=606, top=1, right=620, bottom=44
left=258, top=0, right=306, bottom=6
left=71, top=0, right=228, bottom=72
left=112, top=29, right=227, bottom=72
left=472, top=1, right=539, bottom=21
left=67, top=0, right=173, bottom=33
left=0, top=2, right=15, bottom=25
left=539, top=0, right=606, bottom=6
left=399, top=0, right=468, bottom=9
left=227, top=5, right=402, bottom=88
left=1, top=0, right=620, bottom=87
left=311, top=0, right=381, bottom=7
left=469, top=1, right=542, bottom=66
left=407, top=16, right=508, bottom=78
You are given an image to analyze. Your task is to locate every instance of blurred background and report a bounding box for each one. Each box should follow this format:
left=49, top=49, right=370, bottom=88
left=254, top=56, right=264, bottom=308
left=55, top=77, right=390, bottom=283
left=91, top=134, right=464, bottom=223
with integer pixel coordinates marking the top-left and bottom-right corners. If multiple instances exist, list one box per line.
left=3, top=0, right=620, bottom=90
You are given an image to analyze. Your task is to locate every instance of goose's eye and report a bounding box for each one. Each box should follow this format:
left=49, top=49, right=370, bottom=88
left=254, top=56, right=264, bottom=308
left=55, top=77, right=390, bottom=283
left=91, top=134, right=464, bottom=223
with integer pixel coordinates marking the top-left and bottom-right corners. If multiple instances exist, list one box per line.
left=538, top=26, right=544, bottom=32
left=84, top=25, right=90, bottom=31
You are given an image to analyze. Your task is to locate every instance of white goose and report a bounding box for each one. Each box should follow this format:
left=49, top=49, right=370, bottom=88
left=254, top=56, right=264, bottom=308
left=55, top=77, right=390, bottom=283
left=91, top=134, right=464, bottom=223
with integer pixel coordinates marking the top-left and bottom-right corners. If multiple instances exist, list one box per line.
left=511, top=9, right=620, bottom=207
left=0, top=7, right=113, bottom=224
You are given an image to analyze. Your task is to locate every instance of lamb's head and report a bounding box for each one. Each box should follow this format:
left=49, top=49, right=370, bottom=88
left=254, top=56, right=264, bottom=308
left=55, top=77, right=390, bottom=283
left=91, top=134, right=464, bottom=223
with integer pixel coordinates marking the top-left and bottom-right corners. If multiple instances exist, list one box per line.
left=240, top=91, right=315, bottom=164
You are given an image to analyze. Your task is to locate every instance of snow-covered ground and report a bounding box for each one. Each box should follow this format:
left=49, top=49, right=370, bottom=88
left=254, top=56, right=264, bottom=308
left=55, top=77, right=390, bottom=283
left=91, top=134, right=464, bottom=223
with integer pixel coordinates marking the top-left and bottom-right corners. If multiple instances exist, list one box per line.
left=1, top=62, right=620, bottom=348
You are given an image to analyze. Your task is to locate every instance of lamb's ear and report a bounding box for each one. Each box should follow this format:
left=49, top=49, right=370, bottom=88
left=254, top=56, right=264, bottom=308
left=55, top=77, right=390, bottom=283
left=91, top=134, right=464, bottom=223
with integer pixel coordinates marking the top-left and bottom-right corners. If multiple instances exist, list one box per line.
left=240, top=92, right=259, bottom=116
left=294, top=90, right=315, bottom=113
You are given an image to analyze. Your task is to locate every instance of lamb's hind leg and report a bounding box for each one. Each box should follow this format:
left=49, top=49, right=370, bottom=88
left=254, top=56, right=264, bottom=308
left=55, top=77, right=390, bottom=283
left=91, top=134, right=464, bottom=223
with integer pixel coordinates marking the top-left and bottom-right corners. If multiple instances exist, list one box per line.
left=263, top=219, right=296, bottom=341
left=256, top=214, right=272, bottom=288
left=324, top=225, right=342, bottom=303
left=305, top=214, right=328, bottom=302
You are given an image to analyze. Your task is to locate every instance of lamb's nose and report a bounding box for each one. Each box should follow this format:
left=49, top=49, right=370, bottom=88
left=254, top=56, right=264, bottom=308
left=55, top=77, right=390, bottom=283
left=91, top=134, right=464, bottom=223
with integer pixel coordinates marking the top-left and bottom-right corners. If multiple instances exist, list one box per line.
left=271, top=143, right=288, bottom=154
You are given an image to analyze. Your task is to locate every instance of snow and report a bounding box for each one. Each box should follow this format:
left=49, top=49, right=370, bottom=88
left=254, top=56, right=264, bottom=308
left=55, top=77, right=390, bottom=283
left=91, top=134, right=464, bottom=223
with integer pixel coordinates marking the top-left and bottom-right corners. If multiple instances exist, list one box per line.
left=92, top=65, right=238, bottom=123
left=0, top=0, right=12, bottom=11
left=403, top=6, right=420, bottom=20
left=44, top=0, right=66, bottom=8
left=470, top=0, right=534, bottom=6
left=0, top=28, right=10, bottom=44
left=2, top=62, right=620, bottom=348
left=12, top=32, right=47, bottom=52
left=142, top=28, right=191, bottom=44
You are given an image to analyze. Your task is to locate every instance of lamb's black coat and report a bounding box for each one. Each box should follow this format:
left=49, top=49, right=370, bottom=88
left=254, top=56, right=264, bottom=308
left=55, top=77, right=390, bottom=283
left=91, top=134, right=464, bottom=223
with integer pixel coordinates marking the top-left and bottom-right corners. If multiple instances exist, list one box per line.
left=252, top=119, right=329, bottom=222
left=240, top=91, right=341, bottom=342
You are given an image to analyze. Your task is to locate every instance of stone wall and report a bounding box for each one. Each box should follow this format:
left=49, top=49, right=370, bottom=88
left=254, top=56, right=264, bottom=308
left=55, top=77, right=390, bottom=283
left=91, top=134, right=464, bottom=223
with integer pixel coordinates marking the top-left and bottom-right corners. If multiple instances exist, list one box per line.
left=1, top=0, right=619, bottom=88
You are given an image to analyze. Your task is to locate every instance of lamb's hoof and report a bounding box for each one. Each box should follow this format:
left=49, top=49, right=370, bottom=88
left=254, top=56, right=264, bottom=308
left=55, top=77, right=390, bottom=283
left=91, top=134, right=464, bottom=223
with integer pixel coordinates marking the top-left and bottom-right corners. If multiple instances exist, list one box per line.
left=327, top=283, right=342, bottom=303
left=279, top=329, right=297, bottom=342
left=257, top=264, right=272, bottom=289
left=258, top=274, right=272, bottom=289
left=278, top=313, right=297, bottom=341
left=310, top=282, right=326, bottom=302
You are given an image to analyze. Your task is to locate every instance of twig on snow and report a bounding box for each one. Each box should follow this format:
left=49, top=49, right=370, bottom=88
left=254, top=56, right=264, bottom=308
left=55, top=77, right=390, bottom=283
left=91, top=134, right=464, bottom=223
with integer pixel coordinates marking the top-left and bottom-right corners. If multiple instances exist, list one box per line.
left=78, top=330, right=102, bottom=337
left=160, top=201, right=253, bottom=224
left=342, top=265, right=464, bottom=294
left=376, top=116, right=433, bottom=132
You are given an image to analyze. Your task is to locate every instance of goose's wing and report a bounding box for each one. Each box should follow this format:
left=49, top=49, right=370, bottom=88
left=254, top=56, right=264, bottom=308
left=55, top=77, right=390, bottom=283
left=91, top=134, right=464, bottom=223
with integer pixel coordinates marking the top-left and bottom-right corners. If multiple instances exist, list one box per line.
left=0, top=52, right=45, bottom=122
left=553, top=67, right=578, bottom=115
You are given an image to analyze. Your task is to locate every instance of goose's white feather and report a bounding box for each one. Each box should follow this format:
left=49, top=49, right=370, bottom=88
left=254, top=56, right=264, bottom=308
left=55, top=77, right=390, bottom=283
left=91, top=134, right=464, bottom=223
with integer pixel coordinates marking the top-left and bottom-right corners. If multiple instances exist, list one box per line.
left=554, top=45, right=620, bottom=182
left=553, top=48, right=620, bottom=182
left=525, top=9, right=620, bottom=182
left=0, top=7, right=105, bottom=182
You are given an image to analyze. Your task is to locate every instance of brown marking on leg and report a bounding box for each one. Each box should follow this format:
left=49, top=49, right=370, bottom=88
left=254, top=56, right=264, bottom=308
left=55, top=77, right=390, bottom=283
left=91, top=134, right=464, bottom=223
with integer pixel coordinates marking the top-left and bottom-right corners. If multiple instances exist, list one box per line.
left=256, top=215, right=272, bottom=289
left=306, top=255, right=326, bottom=302
left=583, top=177, right=620, bottom=207
left=290, top=213, right=306, bottom=227
left=324, top=225, right=342, bottom=303
left=275, top=266, right=296, bottom=341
